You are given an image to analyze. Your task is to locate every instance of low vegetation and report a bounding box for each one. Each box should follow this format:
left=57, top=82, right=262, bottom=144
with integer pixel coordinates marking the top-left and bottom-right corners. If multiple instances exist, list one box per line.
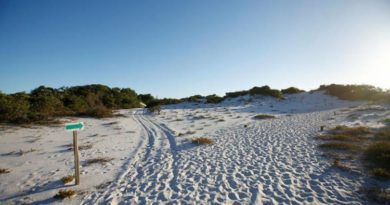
left=191, top=137, right=214, bottom=145
left=318, top=142, right=360, bottom=151
left=86, top=157, right=114, bottom=165
left=206, top=94, right=224, bottom=104
left=317, top=124, right=390, bottom=203
left=0, top=84, right=141, bottom=124
left=361, top=187, right=390, bottom=204
left=254, top=114, right=276, bottom=120
left=146, top=100, right=162, bottom=114
left=318, top=84, right=390, bottom=102
left=78, top=144, right=93, bottom=151
left=61, top=175, right=74, bottom=184
left=281, top=87, right=305, bottom=94
left=54, top=189, right=77, bottom=199
left=0, top=168, right=11, bottom=174
left=364, top=142, right=390, bottom=170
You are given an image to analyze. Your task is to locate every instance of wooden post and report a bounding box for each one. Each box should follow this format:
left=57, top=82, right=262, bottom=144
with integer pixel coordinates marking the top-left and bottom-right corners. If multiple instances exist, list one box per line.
left=73, top=130, right=80, bottom=185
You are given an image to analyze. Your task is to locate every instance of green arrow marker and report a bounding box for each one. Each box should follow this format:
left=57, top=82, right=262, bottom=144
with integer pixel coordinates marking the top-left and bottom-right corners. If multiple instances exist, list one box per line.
left=65, top=122, right=84, bottom=131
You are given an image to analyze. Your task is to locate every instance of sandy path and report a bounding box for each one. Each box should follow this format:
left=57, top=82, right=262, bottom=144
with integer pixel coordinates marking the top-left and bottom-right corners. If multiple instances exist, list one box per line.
left=81, top=109, right=367, bottom=204
left=82, top=110, right=180, bottom=204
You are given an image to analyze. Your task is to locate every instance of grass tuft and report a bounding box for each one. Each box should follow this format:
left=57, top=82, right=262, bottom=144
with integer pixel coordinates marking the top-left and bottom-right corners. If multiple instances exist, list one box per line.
left=318, top=142, right=360, bottom=151
left=361, top=187, right=390, bottom=204
left=0, top=168, right=11, bottom=174
left=192, top=137, right=214, bottom=145
left=331, top=125, right=370, bottom=136
left=78, top=144, right=93, bottom=151
left=254, top=114, right=275, bottom=120
left=61, top=175, right=74, bottom=184
left=86, top=157, right=114, bottom=165
left=369, top=168, right=390, bottom=180
left=316, top=134, right=365, bottom=141
left=54, top=189, right=77, bottom=199
left=364, top=141, right=390, bottom=170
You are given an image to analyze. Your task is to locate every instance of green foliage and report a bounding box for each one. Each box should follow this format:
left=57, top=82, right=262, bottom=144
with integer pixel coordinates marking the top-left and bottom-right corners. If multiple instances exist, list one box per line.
left=253, top=114, right=276, bottom=119
left=318, top=84, right=388, bottom=101
left=0, top=92, right=30, bottom=123
left=146, top=100, right=162, bottom=114
left=370, top=168, right=390, bottom=179
left=224, top=86, right=283, bottom=99
left=281, top=87, right=304, bottom=94
left=138, top=94, right=155, bottom=105
left=154, top=98, right=183, bottom=105
left=206, top=94, right=223, bottom=104
left=318, top=142, right=360, bottom=151
left=0, top=84, right=141, bottom=123
left=225, top=90, right=249, bottom=98
left=183, top=95, right=204, bottom=102
left=364, top=141, right=390, bottom=170
left=249, top=86, right=283, bottom=98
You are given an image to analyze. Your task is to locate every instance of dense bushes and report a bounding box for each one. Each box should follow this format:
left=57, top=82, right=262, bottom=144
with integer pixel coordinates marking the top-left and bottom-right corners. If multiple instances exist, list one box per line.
left=281, top=87, right=304, bottom=94
left=225, top=86, right=286, bottom=99
left=318, top=84, right=389, bottom=101
left=206, top=94, right=224, bottom=104
left=0, top=84, right=141, bottom=123
left=248, top=86, right=283, bottom=98
left=146, top=100, right=162, bottom=114
left=138, top=94, right=155, bottom=105
left=225, top=90, right=249, bottom=98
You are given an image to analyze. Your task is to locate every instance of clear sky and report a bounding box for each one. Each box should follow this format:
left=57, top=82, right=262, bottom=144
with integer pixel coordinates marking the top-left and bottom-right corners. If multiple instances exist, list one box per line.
left=1, top=0, right=389, bottom=98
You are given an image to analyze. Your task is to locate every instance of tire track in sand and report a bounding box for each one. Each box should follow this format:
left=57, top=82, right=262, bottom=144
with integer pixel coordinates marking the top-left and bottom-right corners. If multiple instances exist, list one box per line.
left=83, top=110, right=180, bottom=204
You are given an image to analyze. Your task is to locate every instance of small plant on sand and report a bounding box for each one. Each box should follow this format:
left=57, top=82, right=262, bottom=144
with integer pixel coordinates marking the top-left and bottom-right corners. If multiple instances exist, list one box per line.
left=364, top=141, right=390, bottom=170
left=61, top=175, right=75, bottom=184
left=361, top=187, right=390, bottom=204
left=86, top=157, right=114, bottom=165
left=254, top=114, right=275, bottom=120
left=0, top=168, right=11, bottom=174
left=332, top=158, right=350, bottom=171
left=318, top=142, right=359, bottom=151
left=192, top=137, right=214, bottom=145
left=369, top=168, right=390, bottom=179
left=78, top=144, right=93, bottom=151
left=316, top=134, right=365, bottom=141
left=54, top=189, right=77, bottom=199
left=331, top=125, right=370, bottom=136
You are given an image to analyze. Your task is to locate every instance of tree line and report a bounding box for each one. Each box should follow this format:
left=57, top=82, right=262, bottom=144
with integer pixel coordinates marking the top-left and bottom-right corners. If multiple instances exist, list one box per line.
left=0, top=84, right=140, bottom=123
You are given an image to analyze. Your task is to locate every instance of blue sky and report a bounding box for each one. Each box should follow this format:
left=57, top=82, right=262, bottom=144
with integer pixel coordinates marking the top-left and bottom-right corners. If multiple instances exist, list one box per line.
left=1, top=0, right=389, bottom=98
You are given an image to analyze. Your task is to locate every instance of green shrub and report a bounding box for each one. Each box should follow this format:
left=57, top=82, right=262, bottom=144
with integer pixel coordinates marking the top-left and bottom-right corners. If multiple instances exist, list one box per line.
left=184, top=95, right=204, bottom=102
left=146, top=100, right=162, bottom=114
left=364, top=141, right=390, bottom=170
left=54, top=189, right=76, bottom=199
left=0, top=168, right=11, bottom=174
left=225, top=90, right=249, bottom=98
left=206, top=94, right=223, bottom=104
left=281, top=87, right=305, bottom=94
left=61, top=175, right=74, bottom=184
left=0, top=84, right=142, bottom=124
left=192, top=137, right=214, bottom=145
left=370, top=168, right=390, bottom=179
left=254, top=114, right=275, bottom=119
left=85, top=106, right=113, bottom=118
left=318, top=84, right=387, bottom=101
left=330, top=125, right=370, bottom=136
left=318, top=142, right=360, bottom=151
left=138, top=94, right=155, bottom=105
left=248, top=86, right=283, bottom=98
left=0, top=92, right=30, bottom=123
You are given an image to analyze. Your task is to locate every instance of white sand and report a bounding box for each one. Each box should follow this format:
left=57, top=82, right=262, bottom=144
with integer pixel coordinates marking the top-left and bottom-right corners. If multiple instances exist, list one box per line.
left=1, top=92, right=389, bottom=204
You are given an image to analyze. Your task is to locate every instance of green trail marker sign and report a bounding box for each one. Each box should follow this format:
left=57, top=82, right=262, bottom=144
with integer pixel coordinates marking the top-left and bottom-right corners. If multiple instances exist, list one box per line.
left=65, top=122, right=84, bottom=131
left=65, top=122, right=84, bottom=185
